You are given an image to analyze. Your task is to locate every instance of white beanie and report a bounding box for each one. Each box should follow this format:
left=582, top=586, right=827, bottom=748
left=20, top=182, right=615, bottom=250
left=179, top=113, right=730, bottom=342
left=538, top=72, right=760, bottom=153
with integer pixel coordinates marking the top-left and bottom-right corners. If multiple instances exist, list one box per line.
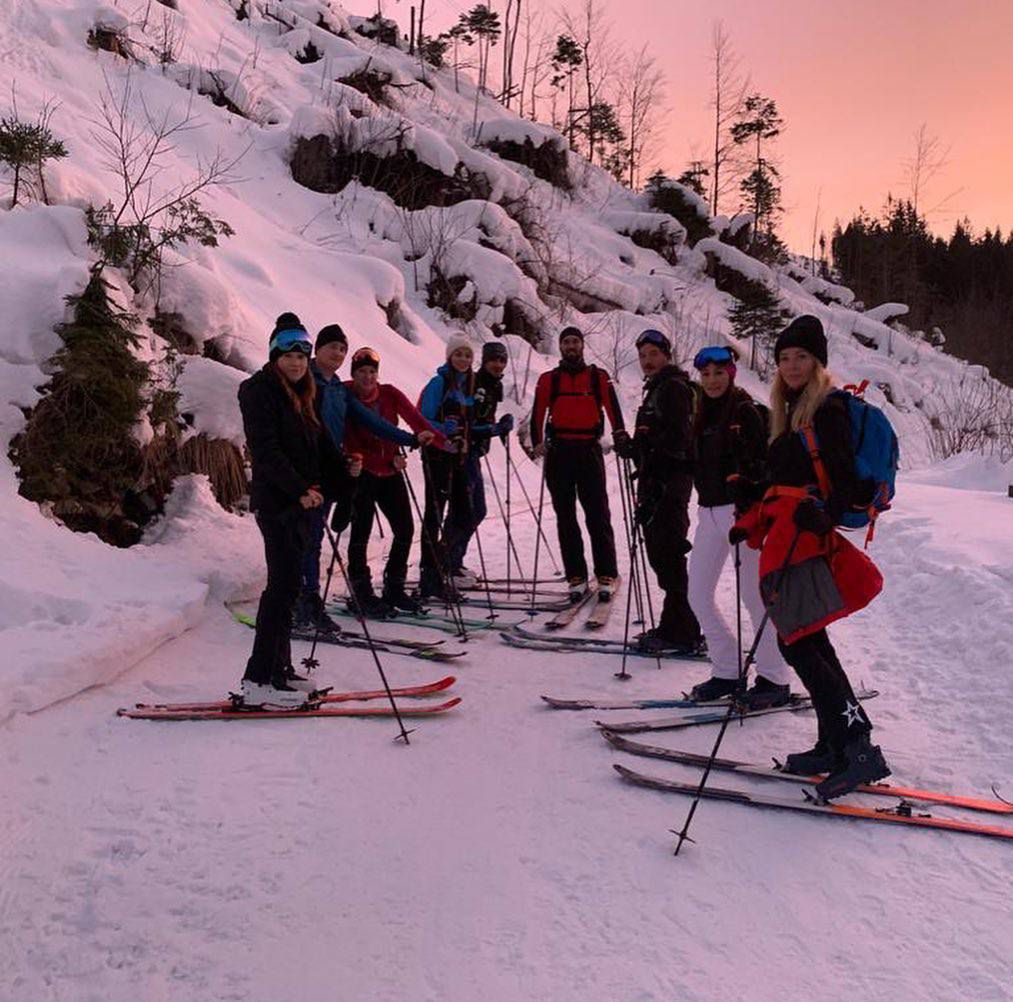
left=445, top=332, right=474, bottom=359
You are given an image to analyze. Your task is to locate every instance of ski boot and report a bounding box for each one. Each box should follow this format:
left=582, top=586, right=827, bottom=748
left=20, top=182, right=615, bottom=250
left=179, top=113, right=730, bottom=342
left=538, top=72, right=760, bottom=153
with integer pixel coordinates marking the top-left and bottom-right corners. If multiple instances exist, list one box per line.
left=295, top=592, right=342, bottom=635
left=240, top=677, right=309, bottom=709
left=283, top=665, right=319, bottom=692
left=687, top=675, right=743, bottom=703
left=736, top=675, right=792, bottom=711
left=638, top=628, right=705, bottom=656
left=567, top=576, right=589, bottom=603
left=383, top=584, right=427, bottom=615
left=814, top=734, right=890, bottom=801
left=596, top=575, right=618, bottom=601
left=778, top=741, right=840, bottom=776
left=451, top=566, right=479, bottom=589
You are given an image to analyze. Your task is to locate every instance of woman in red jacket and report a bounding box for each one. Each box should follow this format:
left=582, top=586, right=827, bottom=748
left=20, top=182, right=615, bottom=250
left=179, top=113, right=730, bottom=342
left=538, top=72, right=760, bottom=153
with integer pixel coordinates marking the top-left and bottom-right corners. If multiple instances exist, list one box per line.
left=732, top=316, right=889, bottom=801
left=343, top=347, right=445, bottom=615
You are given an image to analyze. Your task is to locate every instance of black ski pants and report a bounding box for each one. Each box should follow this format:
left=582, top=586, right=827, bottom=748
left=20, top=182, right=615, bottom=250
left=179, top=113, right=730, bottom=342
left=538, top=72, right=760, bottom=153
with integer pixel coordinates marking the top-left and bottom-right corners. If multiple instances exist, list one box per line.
left=348, top=471, right=414, bottom=591
left=244, top=510, right=309, bottom=684
left=545, top=441, right=617, bottom=580
left=641, top=474, right=701, bottom=645
left=778, top=628, right=872, bottom=753
left=419, top=451, right=470, bottom=592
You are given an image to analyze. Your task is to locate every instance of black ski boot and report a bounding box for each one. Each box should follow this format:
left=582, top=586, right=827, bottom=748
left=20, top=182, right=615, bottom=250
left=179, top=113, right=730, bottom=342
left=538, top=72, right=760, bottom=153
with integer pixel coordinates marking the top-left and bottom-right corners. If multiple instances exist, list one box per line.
left=637, top=629, right=702, bottom=656
left=383, top=583, right=427, bottom=615
left=687, top=675, right=743, bottom=702
left=778, top=742, right=840, bottom=776
left=346, top=576, right=393, bottom=619
left=294, top=593, right=341, bottom=635
left=813, top=734, right=890, bottom=801
left=737, top=676, right=792, bottom=711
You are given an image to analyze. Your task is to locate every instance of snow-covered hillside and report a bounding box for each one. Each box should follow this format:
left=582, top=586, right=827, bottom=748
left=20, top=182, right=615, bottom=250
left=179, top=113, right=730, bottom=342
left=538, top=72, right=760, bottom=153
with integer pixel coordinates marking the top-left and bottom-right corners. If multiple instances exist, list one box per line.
left=2, top=3, right=1013, bottom=999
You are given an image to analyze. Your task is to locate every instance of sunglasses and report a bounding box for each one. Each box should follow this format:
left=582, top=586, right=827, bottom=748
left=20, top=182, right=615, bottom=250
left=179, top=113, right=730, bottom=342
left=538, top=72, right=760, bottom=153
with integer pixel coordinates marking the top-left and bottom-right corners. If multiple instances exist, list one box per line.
left=270, top=329, right=313, bottom=356
left=693, top=346, right=735, bottom=369
left=635, top=329, right=670, bottom=351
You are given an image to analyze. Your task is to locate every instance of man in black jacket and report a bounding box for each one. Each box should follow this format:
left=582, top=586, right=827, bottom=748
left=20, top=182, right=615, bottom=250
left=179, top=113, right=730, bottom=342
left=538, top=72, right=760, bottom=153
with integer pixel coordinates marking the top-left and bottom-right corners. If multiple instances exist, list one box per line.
left=615, top=329, right=702, bottom=653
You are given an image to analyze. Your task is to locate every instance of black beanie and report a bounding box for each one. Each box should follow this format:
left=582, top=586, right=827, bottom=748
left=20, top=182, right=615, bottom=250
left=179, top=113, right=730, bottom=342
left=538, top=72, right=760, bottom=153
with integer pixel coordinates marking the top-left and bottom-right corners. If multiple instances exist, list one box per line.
left=316, top=323, right=347, bottom=350
left=482, top=341, right=508, bottom=363
left=559, top=325, right=584, bottom=344
left=774, top=315, right=828, bottom=367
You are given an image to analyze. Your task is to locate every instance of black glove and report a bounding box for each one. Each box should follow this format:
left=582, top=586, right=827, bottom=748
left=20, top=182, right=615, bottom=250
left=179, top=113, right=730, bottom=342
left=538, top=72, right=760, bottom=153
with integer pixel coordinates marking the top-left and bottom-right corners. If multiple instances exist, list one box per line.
left=330, top=493, right=354, bottom=534
left=613, top=429, right=634, bottom=459
left=727, top=475, right=764, bottom=513
left=793, top=499, right=834, bottom=536
left=496, top=413, right=515, bottom=438
left=728, top=526, right=749, bottom=545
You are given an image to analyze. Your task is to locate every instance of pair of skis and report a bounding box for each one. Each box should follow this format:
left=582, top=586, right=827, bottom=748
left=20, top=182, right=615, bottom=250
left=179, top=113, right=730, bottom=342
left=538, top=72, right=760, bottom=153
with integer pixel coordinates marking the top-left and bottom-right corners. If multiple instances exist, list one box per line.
left=118, top=676, right=462, bottom=721
left=613, top=765, right=1013, bottom=842
left=231, top=608, right=466, bottom=661
left=542, top=579, right=620, bottom=631
left=504, top=623, right=706, bottom=662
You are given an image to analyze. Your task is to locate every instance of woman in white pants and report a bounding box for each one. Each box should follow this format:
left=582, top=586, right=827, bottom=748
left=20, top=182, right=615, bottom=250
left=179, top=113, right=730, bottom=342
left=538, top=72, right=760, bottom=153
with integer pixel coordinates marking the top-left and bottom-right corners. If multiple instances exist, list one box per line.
left=686, top=346, right=791, bottom=709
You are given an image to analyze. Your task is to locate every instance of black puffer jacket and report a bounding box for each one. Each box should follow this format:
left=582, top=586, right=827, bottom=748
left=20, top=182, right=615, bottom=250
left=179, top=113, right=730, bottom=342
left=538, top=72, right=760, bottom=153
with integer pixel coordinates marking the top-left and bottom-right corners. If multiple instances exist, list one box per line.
left=239, top=366, right=341, bottom=516
left=631, top=364, right=695, bottom=483
left=767, top=390, right=867, bottom=521
left=693, top=387, right=768, bottom=508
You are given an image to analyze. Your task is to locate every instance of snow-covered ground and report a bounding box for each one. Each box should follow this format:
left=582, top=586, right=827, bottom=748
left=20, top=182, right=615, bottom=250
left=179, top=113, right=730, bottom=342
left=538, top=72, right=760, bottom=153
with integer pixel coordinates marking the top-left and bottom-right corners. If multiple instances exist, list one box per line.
left=3, top=456, right=1012, bottom=1002
left=2, top=2, right=1013, bottom=999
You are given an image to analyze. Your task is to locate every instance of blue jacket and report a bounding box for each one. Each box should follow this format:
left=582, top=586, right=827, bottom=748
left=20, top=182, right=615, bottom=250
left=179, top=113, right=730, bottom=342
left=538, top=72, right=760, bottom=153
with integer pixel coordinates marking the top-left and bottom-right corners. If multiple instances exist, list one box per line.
left=418, top=364, right=494, bottom=439
left=312, top=362, right=415, bottom=451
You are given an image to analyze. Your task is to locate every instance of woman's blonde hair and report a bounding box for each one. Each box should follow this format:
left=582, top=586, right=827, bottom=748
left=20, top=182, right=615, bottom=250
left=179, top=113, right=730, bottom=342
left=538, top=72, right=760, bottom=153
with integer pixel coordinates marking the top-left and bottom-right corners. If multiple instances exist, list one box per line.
left=769, top=363, right=835, bottom=439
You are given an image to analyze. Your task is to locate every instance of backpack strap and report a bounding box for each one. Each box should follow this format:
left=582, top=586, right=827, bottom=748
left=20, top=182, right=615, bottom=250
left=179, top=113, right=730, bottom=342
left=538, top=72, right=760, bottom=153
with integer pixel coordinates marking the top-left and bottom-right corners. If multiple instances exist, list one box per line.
left=799, top=425, right=832, bottom=501
left=549, top=368, right=562, bottom=407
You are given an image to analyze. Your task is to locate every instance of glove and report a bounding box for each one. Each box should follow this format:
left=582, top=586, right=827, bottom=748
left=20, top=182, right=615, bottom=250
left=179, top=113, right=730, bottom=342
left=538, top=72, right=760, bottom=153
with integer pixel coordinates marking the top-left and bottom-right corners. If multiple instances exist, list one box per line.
left=531, top=441, right=547, bottom=459
left=496, top=413, right=515, bottom=438
left=728, top=525, right=749, bottom=545
left=727, top=475, right=764, bottom=513
left=612, top=428, right=634, bottom=459
left=793, top=499, right=835, bottom=536
left=443, top=416, right=459, bottom=437
left=330, top=494, right=354, bottom=534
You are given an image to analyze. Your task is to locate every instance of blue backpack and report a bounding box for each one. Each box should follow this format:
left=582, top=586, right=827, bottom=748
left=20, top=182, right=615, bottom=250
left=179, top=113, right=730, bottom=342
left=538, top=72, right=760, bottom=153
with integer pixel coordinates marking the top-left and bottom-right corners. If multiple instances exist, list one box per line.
left=799, top=381, right=899, bottom=546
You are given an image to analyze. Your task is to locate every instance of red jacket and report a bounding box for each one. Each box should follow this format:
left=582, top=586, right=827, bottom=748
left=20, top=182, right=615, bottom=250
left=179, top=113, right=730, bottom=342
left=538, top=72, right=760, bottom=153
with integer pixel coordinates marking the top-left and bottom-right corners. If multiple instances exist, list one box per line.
left=343, top=383, right=446, bottom=477
left=734, top=488, right=882, bottom=644
left=530, top=364, right=624, bottom=447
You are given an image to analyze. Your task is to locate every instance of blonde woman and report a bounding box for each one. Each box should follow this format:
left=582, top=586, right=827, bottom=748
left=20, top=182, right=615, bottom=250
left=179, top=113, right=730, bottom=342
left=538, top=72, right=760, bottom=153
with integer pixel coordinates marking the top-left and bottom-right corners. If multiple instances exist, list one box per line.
left=731, top=316, right=888, bottom=801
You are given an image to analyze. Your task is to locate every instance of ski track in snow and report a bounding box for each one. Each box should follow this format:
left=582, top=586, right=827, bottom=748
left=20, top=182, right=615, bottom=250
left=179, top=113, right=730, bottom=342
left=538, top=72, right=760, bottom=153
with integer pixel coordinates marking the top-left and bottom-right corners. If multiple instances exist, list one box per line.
left=2, top=467, right=1012, bottom=1002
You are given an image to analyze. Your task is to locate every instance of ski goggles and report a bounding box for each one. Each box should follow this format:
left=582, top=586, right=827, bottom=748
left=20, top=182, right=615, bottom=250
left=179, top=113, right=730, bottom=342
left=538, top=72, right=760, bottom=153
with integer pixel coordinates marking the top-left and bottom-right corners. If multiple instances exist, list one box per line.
left=269, top=328, right=313, bottom=356
left=693, top=345, right=736, bottom=370
left=635, top=329, right=671, bottom=352
left=351, top=346, right=381, bottom=370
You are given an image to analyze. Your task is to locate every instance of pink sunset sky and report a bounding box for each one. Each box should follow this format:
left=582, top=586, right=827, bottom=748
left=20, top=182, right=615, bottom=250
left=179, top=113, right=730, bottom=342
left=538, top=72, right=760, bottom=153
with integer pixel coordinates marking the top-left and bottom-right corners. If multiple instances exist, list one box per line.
left=424, top=0, right=1013, bottom=253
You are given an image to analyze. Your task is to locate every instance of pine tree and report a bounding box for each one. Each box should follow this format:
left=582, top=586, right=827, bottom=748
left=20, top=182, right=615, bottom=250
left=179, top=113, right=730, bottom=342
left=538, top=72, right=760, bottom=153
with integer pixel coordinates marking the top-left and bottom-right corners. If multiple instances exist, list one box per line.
left=726, top=280, right=789, bottom=375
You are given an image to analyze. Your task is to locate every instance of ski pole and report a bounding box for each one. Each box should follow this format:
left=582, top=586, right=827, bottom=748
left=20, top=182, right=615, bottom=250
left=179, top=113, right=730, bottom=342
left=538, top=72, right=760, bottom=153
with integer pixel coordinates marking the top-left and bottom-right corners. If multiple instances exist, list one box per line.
left=404, top=450, right=468, bottom=641
left=483, top=454, right=527, bottom=588
left=301, top=506, right=341, bottom=677
left=507, top=450, right=561, bottom=576
left=472, top=524, right=498, bottom=622
left=623, top=457, right=659, bottom=641
left=672, top=527, right=803, bottom=855
left=528, top=445, right=549, bottom=618
left=613, top=452, right=645, bottom=631
left=322, top=518, right=413, bottom=745
left=417, top=451, right=469, bottom=641
left=504, top=435, right=512, bottom=598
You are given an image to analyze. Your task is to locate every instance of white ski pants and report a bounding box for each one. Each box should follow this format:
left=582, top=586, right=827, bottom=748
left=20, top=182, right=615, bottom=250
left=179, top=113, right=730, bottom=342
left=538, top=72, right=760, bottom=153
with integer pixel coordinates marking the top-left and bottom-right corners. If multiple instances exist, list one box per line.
left=687, top=504, right=789, bottom=684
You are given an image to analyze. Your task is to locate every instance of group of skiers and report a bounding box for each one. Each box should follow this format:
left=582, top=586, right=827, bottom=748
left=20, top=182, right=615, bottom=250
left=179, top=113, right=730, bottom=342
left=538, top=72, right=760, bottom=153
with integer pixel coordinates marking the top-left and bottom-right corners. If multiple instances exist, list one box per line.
left=239, top=309, right=890, bottom=801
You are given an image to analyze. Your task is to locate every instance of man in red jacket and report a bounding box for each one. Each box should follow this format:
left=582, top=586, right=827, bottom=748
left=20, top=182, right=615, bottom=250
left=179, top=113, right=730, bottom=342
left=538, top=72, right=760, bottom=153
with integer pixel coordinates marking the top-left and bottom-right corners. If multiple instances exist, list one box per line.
left=530, top=326, right=626, bottom=600
left=343, top=347, right=446, bottom=615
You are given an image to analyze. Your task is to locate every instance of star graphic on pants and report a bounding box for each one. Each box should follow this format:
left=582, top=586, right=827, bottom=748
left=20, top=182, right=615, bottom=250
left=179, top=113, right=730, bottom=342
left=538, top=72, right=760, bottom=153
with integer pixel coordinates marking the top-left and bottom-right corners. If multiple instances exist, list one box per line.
left=842, top=700, right=864, bottom=727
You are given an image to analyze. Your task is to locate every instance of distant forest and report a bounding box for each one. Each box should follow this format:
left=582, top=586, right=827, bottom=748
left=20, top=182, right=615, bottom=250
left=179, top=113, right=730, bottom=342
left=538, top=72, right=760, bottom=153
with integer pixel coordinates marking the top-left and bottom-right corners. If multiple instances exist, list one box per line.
left=832, top=198, right=1013, bottom=386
